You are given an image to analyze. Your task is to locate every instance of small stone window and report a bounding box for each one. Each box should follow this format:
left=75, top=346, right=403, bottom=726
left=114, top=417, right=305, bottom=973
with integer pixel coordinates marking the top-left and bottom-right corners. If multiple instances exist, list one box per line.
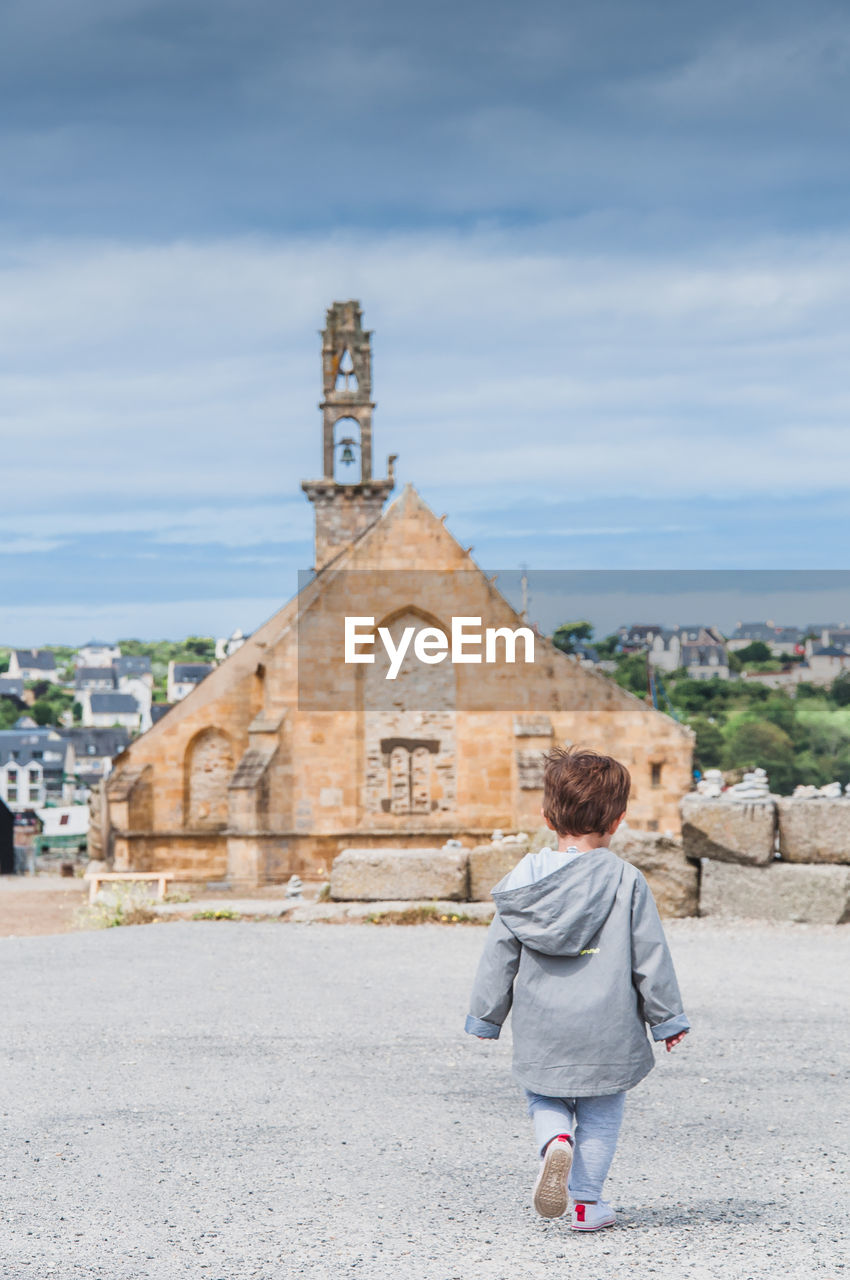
left=650, top=762, right=663, bottom=789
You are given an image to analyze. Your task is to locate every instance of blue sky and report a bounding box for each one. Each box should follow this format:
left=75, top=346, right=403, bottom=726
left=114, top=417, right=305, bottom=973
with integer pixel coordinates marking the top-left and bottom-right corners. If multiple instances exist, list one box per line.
left=2, top=0, right=850, bottom=643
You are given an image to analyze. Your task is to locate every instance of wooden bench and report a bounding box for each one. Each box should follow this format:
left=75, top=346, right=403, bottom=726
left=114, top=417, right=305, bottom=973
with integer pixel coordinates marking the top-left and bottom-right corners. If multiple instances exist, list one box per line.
left=86, top=871, right=178, bottom=905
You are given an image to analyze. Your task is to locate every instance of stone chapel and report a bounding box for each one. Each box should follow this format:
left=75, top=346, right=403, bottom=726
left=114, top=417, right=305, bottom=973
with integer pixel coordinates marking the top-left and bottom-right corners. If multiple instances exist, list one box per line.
left=99, top=302, right=693, bottom=883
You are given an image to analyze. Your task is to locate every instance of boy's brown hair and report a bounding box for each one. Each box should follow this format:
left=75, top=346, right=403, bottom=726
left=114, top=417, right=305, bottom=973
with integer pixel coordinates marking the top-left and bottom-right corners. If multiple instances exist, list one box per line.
left=542, top=745, right=631, bottom=837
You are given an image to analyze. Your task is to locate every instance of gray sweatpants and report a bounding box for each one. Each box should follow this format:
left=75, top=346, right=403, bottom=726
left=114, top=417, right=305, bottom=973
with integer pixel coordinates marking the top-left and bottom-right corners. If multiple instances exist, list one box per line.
left=525, top=1089, right=626, bottom=1201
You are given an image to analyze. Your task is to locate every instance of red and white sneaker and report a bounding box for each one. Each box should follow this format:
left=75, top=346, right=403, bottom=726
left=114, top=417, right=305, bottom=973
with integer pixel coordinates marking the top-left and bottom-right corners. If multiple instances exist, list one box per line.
left=570, top=1199, right=616, bottom=1231
left=532, top=1135, right=573, bottom=1218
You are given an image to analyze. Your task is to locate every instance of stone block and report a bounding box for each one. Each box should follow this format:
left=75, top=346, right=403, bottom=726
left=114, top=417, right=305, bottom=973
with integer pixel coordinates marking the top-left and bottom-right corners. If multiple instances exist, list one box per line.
left=468, top=840, right=529, bottom=901
left=330, top=848, right=469, bottom=902
left=610, top=828, right=698, bottom=918
left=777, top=798, right=850, bottom=864
left=699, top=859, right=850, bottom=924
left=680, top=793, right=776, bottom=865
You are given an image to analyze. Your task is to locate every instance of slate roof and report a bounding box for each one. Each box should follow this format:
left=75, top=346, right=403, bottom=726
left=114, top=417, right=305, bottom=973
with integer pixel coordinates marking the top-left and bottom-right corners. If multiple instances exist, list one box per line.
left=88, top=693, right=139, bottom=715
left=60, top=727, right=132, bottom=760
left=150, top=704, right=173, bottom=724
left=75, top=667, right=117, bottom=689
left=172, top=664, right=213, bottom=682
left=0, top=728, right=69, bottom=770
left=115, top=656, right=152, bottom=677
left=14, top=649, right=56, bottom=671
left=0, top=677, right=24, bottom=697
left=730, top=623, right=801, bottom=643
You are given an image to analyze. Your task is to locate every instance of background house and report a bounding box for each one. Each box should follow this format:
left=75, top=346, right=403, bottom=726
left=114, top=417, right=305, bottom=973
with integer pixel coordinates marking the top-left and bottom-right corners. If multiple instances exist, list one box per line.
left=115, top=656, right=154, bottom=688
left=75, top=641, right=122, bottom=669
left=60, top=726, right=132, bottom=794
left=167, top=662, right=213, bottom=702
left=0, top=728, right=75, bottom=811
left=727, top=622, right=803, bottom=656
left=8, top=650, right=59, bottom=684
left=79, top=692, right=141, bottom=730
left=0, top=676, right=25, bottom=702
left=75, top=667, right=118, bottom=694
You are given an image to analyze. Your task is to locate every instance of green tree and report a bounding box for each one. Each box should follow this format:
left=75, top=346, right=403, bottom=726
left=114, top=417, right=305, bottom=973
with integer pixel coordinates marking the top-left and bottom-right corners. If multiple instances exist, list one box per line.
left=30, top=699, right=56, bottom=726
left=552, top=621, right=594, bottom=655
left=612, top=653, right=650, bottom=697
left=690, top=717, right=725, bottom=769
left=668, top=677, right=736, bottom=719
left=831, top=673, right=850, bottom=707
left=758, top=695, right=796, bottom=738
left=183, top=635, right=216, bottom=661
left=723, top=720, right=795, bottom=794
left=735, top=640, right=773, bottom=664
left=594, top=633, right=620, bottom=659
left=796, top=682, right=829, bottom=701
left=0, top=699, right=21, bottom=729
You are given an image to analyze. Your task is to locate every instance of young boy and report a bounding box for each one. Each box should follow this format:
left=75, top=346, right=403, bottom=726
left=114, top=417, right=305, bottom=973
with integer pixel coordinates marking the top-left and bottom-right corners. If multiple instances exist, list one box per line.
left=464, top=745, right=689, bottom=1231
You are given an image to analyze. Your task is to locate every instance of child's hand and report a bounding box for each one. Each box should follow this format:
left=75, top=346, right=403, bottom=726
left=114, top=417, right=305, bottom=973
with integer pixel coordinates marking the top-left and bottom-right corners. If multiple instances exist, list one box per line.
left=665, top=1031, right=687, bottom=1052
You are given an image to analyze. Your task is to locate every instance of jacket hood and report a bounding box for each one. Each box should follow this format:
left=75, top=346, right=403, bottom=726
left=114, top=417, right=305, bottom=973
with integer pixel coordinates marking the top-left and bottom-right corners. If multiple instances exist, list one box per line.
left=491, top=848, right=625, bottom=956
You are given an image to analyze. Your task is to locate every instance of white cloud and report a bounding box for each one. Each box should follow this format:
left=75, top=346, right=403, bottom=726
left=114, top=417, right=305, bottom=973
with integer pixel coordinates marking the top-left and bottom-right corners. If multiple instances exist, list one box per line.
left=0, top=595, right=289, bottom=647
left=1, top=225, right=850, bottom=531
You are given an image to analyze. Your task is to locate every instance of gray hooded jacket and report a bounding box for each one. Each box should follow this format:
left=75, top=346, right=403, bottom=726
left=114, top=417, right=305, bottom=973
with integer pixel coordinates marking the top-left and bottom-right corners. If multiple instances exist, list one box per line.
left=464, top=847, right=690, bottom=1096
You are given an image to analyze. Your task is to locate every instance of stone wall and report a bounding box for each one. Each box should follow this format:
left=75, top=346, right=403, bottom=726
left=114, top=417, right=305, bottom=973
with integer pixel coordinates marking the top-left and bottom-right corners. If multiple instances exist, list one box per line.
left=332, top=827, right=698, bottom=918
left=681, top=792, right=850, bottom=923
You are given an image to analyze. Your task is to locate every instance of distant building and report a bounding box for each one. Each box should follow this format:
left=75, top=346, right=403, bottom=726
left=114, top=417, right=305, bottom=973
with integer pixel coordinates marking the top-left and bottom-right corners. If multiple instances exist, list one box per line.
left=150, top=704, right=173, bottom=725
left=75, top=666, right=118, bottom=693
left=818, top=627, right=850, bottom=653
left=80, top=692, right=141, bottom=730
left=8, top=649, right=59, bottom=684
left=60, top=726, right=132, bottom=792
left=115, top=655, right=154, bottom=687
left=0, top=728, right=75, bottom=811
left=618, top=624, right=664, bottom=653
left=75, top=641, right=122, bottom=669
left=167, top=662, right=213, bottom=703
left=798, top=646, right=850, bottom=685
left=0, top=676, right=25, bottom=701
left=646, top=627, right=730, bottom=680
left=727, top=622, right=803, bottom=656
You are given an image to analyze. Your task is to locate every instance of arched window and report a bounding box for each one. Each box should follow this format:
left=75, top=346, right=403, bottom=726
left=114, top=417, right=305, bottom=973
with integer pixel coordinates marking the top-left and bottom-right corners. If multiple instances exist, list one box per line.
left=184, top=728, right=233, bottom=829
left=333, top=417, right=362, bottom=483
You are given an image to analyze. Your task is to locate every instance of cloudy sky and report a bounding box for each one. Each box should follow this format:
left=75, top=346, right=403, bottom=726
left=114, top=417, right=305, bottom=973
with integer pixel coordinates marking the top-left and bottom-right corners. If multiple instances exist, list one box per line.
left=2, top=0, right=850, bottom=643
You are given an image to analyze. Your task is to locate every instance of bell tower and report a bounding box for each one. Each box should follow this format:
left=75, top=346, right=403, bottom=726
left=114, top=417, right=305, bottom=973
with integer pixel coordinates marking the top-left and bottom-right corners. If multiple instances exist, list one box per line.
left=301, top=300, right=396, bottom=571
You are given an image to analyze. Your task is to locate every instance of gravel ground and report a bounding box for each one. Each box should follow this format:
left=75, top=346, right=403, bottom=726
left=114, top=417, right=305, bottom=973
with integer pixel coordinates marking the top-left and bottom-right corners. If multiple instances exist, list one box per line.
left=1, top=917, right=848, bottom=1280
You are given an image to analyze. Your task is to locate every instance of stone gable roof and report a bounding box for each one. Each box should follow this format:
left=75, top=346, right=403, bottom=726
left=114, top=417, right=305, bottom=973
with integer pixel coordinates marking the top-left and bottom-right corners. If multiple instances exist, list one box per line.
left=115, top=484, right=692, bottom=763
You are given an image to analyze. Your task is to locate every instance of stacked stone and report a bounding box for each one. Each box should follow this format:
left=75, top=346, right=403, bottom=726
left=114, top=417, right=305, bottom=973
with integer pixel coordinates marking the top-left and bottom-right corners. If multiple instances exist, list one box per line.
left=330, top=826, right=699, bottom=918
left=681, top=779, right=850, bottom=924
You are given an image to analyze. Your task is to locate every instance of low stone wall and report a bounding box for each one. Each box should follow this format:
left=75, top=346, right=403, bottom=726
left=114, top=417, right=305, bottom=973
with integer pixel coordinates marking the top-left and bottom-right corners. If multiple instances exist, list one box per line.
left=467, top=839, right=529, bottom=902
left=777, top=798, right=850, bottom=864
left=330, top=848, right=469, bottom=902
left=328, top=800, right=850, bottom=924
left=332, top=828, right=698, bottom=919
left=609, top=827, right=698, bottom=918
left=680, top=792, right=850, bottom=923
left=699, top=860, right=850, bottom=924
